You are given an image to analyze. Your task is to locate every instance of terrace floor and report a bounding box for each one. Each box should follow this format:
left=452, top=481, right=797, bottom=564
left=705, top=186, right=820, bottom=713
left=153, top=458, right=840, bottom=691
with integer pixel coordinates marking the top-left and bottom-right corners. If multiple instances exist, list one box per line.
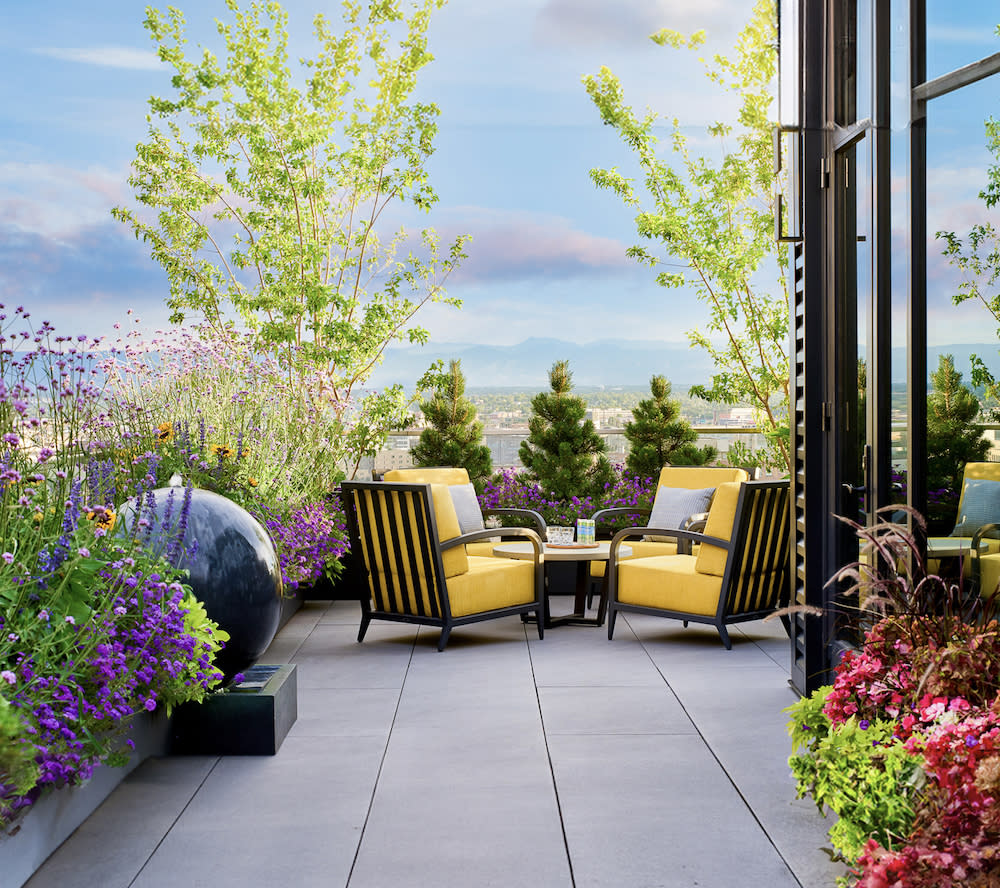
left=26, top=598, right=846, bottom=888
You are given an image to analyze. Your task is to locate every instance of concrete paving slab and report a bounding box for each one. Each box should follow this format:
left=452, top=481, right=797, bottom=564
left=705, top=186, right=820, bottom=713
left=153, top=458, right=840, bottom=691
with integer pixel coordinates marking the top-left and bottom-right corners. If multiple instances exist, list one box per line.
left=23, top=598, right=836, bottom=888
left=538, top=685, right=697, bottom=736
left=23, top=757, right=217, bottom=888
left=289, top=687, right=401, bottom=738
left=548, top=733, right=802, bottom=888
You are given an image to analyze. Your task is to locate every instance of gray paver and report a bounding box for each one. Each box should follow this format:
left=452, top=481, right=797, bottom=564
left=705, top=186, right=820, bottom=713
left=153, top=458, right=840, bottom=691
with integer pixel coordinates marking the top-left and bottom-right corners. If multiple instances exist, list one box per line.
left=24, top=600, right=841, bottom=888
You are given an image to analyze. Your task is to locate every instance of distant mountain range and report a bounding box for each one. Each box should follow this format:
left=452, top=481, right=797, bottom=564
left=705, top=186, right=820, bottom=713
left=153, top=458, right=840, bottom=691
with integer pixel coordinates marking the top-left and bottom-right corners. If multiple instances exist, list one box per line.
left=368, top=338, right=718, bottom=389
left=367, top=338, right=1000, bottom=391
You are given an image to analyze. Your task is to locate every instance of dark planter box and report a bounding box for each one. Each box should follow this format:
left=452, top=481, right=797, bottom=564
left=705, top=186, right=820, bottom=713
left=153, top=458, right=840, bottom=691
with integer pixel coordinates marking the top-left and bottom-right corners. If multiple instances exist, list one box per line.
left=169, top=663, right=297, bottom=756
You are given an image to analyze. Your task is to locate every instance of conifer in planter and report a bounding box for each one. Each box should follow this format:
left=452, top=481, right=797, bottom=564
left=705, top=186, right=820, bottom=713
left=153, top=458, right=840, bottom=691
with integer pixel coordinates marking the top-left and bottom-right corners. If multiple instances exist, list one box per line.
left=410, top=359, right=492, bottom=490
left=519, top=360, right=613, bottom=501
left=624, top=374, right=716, bottom=478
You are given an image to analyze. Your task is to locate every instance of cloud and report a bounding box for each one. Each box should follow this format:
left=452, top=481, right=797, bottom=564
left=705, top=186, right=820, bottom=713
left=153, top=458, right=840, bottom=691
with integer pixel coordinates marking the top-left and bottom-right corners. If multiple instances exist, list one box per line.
left=0, top=220, right=168, bottom=339
left=0, top=161, right=131, bottom=238
left=927, top=25, right=999, bottom=46
left=439, top=209, right=632, bottom=284
left=31, top=46, right=162, bottom=71
left=533, top=0, right=736, bottom=48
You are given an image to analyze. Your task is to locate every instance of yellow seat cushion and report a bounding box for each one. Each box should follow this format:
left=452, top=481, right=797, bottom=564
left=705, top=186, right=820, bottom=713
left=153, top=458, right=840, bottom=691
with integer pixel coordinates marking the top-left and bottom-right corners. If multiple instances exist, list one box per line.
left=617, top=554, right=723, bottom=616
left=384, top=467, right=471, bottom=486
left=445, top=556, right=536, bottom=617
left=466, top=540, right=498, bottom=557
left=592, top=540, right=685, bottom=578
left=694, top=481, right=743, bottom=577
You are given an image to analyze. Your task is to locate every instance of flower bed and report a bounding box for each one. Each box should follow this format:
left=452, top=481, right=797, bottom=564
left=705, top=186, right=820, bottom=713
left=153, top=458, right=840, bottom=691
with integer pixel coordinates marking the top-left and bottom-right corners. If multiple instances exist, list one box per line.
left=0, top=310, right=350, bottom=833
left=787, top=509, right=1000, bottom=887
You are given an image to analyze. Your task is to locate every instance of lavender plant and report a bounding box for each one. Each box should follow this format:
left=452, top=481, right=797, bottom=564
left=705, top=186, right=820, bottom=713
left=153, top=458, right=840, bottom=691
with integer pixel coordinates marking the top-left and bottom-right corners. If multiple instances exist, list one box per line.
left=0, top=308, right=229, bottom=829
left=480, top=465, right=655, bottom=530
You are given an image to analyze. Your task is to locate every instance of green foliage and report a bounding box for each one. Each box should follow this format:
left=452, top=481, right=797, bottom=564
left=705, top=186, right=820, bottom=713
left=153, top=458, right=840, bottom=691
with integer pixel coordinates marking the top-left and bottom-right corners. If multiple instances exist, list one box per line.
left=113, top=0, right=467, bottom=468
left=938, top=115, right=1000, bottom=415
left=926, top=354, right=989, bottom=496
left=583, top=0, right=790, bottom=474
left=0, top=695, right=40, bottom=804
left=518, top=360, right=614, bottom=501
left=787, top=687, right=923, bottom=865
left=410, top=359, right=493, bottom=490
left=624, top=375, right=716, bottom=478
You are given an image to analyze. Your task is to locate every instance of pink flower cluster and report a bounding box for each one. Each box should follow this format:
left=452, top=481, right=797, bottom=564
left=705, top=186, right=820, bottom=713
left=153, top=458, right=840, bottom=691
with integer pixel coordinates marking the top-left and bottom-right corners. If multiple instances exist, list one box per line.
left=827, top=617, right=1000, bottom=886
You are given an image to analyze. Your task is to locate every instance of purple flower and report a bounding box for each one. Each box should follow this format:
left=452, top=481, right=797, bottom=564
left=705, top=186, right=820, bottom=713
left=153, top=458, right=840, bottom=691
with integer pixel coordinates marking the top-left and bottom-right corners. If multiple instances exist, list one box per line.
left=858, top=719, right=870, bottom=730
left=966, top=735, right=979, bottom=748
left=0, top=670, right=16, bottom=685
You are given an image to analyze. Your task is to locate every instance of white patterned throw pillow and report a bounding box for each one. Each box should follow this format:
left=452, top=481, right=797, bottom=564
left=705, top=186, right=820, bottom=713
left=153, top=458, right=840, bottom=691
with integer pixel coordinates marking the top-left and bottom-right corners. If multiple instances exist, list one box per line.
left=644, top=486, right=715, bottom=543
left=448, top=482, right=486, bottom=534
left=951, top=478, right=1000, bottom=537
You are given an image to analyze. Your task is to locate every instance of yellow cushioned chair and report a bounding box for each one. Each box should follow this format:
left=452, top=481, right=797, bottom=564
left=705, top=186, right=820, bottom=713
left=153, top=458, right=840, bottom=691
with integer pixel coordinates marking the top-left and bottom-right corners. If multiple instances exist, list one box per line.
left=589, top=466, right=750, bottom=582
left=930, top=463, right=1000, bottom=594
left=606, top=480, right=790, bottom=649
left=382, top=467, right=546, bottom=557
left=341, top=480, right=545, bottom=650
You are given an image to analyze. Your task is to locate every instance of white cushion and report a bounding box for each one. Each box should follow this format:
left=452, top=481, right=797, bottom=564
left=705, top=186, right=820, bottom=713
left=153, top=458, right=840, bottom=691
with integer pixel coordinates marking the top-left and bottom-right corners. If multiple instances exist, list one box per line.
left=952, top=478, right=1000, bottom=537
left=449, top=482, right=486, bottom=535
left=644, top=486, right=715, bottom=543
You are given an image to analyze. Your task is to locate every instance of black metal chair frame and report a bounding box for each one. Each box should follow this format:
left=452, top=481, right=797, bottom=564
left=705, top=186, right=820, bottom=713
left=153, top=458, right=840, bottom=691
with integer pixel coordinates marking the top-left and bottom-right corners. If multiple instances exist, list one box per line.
left=341, top=481, right=545, bottom=650
left=606, top=480, right=791, bottom=649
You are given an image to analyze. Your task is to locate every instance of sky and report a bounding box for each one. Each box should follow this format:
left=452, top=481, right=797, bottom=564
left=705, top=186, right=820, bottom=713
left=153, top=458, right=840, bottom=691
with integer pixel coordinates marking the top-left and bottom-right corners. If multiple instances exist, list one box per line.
left=0, top=0, right=998, bottom=361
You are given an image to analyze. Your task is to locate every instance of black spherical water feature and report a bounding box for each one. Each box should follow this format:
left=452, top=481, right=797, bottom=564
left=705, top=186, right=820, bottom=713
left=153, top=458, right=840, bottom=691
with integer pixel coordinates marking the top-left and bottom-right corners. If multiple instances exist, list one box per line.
left=131, top=487, right=283, bottom=683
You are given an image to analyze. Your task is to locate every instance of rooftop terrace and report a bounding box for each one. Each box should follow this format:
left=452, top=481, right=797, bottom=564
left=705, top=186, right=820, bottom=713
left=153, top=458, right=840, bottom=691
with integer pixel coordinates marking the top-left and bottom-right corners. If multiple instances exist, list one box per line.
left=26, top=599, right=845, bottom=888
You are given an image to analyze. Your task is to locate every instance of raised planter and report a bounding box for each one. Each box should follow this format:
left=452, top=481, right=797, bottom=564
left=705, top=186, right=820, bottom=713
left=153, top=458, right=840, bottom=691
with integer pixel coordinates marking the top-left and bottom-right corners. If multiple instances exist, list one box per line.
left=0, top=708, right=170, bottom=888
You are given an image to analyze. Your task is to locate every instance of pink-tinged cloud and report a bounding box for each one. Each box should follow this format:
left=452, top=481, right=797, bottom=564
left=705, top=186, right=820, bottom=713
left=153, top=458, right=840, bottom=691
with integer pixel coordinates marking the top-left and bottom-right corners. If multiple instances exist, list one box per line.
left=442, top=210, right=632, bottom=284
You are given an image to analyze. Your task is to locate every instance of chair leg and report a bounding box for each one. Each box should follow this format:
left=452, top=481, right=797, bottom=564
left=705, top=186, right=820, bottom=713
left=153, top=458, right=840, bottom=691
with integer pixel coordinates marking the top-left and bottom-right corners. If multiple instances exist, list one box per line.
left=607, top=609, right=617, bottom=640
left=682, top=620, right=689, bottom=628
left=718, top=624, right=732, bottom=650
left=357, top=611, right=371, bottom=643
left=535, top=609, right=544, bottom=640
left=437, top=625, right=452, bottom=651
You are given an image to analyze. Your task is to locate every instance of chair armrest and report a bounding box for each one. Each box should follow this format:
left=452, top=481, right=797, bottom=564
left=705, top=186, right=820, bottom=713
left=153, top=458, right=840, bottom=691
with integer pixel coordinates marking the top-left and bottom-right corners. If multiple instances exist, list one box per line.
left=972, top=523, right=1000, bottom=547
left=680, top=512, right=709, bottom=532
left=441, top=526, right=544, bottom=560
left=481, top=507, right=546, bottom=533
left=608, top=526, right=731, bottom=562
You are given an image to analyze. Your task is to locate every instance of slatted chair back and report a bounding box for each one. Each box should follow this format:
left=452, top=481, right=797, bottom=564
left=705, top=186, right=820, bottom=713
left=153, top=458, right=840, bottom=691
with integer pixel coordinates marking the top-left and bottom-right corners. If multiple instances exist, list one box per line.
left=341, top=481, right=451, bottom=624
left=718, top=480, right=791, bottom=622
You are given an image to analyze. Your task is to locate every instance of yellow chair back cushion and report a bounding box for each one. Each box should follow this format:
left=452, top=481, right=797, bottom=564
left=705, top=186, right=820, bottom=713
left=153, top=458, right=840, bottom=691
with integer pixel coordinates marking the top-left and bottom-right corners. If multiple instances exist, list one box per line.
left=384, top=467, right=471, bottom=486
left=656, top=466, right=748, bottom=490
left=428, top=483, right=468, bottom=578
left=694, top=481, right=743, bottom=577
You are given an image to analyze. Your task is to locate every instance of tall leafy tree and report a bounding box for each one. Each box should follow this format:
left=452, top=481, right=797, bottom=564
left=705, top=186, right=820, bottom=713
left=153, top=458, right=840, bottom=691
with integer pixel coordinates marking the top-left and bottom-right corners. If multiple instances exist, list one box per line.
left=410, top=359, right=492, bottom=490
left=625, top=375, right=716, bottom=479
left=582, top=0, right=789, bottom=473
left=519, top=360, right=614, bottom=501
left=113, top=0, right=467, bottom=475
left=938, top=106, right=1000, bottom=417
left=926, top=354, right=990, bottom=495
